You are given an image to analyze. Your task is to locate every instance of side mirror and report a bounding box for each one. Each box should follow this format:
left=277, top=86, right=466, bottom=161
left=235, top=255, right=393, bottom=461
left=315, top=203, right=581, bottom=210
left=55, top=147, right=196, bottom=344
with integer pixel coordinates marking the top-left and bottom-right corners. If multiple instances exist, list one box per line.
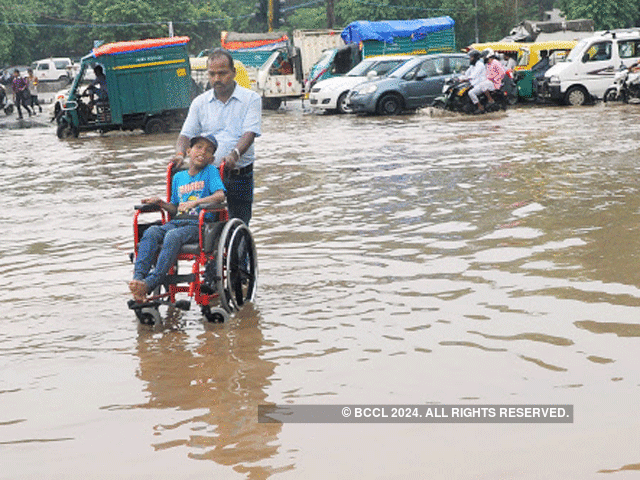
left=366, top=71, right=378, bottom=80
left=415, top=72, right=427, bottom=81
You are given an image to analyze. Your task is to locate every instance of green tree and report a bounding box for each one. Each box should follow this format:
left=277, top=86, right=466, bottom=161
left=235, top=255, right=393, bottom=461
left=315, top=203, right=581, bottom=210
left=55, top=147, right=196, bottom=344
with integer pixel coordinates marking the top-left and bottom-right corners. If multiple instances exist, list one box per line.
left=556, top=0, right=638, bottom=30
left=0, top=0, right=38, bottom=64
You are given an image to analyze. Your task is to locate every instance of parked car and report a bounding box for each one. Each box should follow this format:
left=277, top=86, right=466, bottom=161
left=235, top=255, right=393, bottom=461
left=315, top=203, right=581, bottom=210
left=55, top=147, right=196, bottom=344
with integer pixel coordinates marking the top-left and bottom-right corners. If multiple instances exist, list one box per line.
left=348, top=53, right=470, bottom=115
left=308, top=55, right=416, bottom=113
left=1, top=65, right=30, bottom=85
left=539, top=30, right=640, bottom=105
left=31, top=57, right=76, bottom=84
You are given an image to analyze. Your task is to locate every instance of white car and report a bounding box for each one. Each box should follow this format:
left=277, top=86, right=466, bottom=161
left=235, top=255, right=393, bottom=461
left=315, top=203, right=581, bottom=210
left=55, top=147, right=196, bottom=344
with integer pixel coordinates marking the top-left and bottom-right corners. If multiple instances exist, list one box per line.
left=31, top=57, right=76, bottom=84
left=308, top=55, right=416, bottom=113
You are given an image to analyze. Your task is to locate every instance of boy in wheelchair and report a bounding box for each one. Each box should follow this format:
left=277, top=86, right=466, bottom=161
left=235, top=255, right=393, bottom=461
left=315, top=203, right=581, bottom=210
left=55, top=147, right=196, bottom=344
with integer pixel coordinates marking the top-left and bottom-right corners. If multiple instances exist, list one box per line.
left=129, top=133, right=225, bottom=303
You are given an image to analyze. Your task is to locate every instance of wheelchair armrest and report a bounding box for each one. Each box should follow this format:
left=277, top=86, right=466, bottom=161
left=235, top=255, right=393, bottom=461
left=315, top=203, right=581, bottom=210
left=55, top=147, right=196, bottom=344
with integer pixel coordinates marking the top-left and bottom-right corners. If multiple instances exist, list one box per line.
left=135, top=204, right=162, bottom=212
left=199, top=201, right=228, bottom=210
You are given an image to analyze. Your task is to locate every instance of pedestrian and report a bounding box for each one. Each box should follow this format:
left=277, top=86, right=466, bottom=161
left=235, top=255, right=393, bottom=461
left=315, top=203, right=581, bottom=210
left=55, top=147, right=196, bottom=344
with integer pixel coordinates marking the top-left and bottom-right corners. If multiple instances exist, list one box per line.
left=26, top=69, right=42, bottom=114
left=129, top=133, right=225, bottom=303
left=11, top=69, right=32, bottom=119
left=172, top=48, right=262, bottom=226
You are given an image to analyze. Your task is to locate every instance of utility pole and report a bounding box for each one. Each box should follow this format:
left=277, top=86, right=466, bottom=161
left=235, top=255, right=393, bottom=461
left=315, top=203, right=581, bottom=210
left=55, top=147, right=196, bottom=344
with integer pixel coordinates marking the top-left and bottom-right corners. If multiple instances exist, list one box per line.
left=327, top=0, right=335, bottom=29
left=473, top=0, right=479, bottom=43
left=268, top=0, right=274, bottom=31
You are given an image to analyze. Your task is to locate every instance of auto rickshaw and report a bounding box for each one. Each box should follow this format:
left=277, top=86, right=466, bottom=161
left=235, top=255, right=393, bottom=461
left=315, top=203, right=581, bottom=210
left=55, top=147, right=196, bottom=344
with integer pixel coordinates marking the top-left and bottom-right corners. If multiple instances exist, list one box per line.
left=57, top=36, right=194, bottom=138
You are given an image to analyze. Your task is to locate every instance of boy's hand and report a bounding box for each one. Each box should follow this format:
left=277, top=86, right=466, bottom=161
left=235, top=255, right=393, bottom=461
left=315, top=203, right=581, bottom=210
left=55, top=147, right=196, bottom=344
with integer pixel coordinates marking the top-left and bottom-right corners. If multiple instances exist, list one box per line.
left=177, top=200, right=198, bottom=214
left=141, top=196, right=163, bottom=205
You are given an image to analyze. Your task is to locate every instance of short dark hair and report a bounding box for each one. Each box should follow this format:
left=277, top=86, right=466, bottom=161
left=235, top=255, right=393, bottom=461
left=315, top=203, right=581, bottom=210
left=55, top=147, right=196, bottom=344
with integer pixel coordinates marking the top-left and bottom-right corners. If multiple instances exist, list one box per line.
left=208, top=48, right=235, bottom=70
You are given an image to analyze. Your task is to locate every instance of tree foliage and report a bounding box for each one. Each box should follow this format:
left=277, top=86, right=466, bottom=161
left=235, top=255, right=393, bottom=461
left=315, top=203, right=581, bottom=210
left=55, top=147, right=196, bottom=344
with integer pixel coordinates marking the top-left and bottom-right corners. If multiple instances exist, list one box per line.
left=556, top=0, right=638, bottom=30
left=2, top=0, right=640, bottom=66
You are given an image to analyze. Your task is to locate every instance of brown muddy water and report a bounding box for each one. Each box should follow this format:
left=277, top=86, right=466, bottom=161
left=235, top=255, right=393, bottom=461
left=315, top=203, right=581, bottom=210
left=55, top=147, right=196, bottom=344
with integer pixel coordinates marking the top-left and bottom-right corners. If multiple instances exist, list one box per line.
left=1, top=103, right=640, bottom=479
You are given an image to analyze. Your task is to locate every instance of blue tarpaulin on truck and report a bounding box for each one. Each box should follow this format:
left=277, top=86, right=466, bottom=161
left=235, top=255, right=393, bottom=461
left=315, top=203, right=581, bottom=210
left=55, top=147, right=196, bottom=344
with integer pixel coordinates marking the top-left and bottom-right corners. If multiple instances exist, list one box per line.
left=341, top=17, right=455, bottom=44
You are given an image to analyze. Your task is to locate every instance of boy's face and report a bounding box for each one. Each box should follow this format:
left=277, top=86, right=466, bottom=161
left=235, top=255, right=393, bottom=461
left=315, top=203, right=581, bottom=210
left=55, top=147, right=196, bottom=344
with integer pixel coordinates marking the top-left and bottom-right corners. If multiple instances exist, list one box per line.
left=188, top=139, right=216, bottom=169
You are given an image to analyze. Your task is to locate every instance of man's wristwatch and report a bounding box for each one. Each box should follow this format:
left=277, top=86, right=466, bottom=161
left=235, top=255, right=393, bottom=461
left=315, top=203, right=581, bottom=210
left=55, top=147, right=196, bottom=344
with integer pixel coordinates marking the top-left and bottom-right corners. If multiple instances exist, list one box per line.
left=233, top=148, right=241, bottom=159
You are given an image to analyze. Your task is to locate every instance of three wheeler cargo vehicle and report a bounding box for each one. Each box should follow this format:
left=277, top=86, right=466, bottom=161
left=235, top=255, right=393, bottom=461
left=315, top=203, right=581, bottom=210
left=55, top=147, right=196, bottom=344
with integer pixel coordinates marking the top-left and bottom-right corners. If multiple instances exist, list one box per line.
left=57, top=36, right=194, bottom=139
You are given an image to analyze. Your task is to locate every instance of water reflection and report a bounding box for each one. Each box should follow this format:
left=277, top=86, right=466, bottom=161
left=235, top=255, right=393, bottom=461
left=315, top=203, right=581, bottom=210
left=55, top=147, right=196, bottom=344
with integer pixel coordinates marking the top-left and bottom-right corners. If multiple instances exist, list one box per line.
left=133, top=305, right=291, bottom=478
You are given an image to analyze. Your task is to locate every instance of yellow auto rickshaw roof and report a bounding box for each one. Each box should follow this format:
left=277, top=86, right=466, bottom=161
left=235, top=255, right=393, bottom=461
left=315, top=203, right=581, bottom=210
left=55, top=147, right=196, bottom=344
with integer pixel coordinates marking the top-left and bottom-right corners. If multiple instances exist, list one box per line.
left=465, top=42, right=526, bottom=53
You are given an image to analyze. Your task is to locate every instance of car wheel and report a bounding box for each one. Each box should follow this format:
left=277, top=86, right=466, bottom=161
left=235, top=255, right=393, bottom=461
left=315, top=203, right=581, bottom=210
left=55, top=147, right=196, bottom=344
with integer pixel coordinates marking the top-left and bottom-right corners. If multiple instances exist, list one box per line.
left=376, top=94, right=403, bottom=115
left=565, top=86, right=589, bottom=106
left=336, top=92, right=352, bottom=114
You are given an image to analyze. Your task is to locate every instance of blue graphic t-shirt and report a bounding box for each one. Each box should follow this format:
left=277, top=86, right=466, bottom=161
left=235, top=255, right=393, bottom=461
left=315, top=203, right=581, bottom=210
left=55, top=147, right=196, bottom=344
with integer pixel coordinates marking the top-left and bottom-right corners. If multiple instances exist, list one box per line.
left=171, top=164, right=225, bottom=220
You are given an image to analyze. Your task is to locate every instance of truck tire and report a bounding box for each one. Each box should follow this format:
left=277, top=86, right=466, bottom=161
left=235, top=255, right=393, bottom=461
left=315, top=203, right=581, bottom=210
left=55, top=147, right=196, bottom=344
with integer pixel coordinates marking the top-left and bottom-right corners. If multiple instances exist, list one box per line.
left=564, top=86, right=589, bottom=106
left=144, top=118, right=165, bottom=134
left=262, top=97, right=282, bottom=110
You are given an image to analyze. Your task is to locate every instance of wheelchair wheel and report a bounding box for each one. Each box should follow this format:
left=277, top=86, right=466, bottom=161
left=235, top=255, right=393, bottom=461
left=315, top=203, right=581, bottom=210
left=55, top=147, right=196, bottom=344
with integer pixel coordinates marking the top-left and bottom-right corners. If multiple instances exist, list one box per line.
left=136, top=306, right=161, bottom=325
left=225, top=222, right=258, bottom=311
left=201, top=305, right=230, bottom=323
left=215, top=219, right=258, bottom=312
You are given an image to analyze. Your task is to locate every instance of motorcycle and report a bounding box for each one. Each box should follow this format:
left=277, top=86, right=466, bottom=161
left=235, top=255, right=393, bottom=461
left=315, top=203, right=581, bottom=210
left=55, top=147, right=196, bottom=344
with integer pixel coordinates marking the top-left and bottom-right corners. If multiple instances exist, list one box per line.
left=603, top=63, right=640, bottom=103
left=0, top=84, right=14, bottom=115
left=432, top=72, right=516, bottom=114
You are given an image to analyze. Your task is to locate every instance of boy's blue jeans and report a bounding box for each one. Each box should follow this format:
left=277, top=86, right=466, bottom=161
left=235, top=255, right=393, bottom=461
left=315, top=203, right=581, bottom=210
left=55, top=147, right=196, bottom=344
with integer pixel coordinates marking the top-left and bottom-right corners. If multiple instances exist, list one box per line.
left=133, top=220, right=199, bottom=292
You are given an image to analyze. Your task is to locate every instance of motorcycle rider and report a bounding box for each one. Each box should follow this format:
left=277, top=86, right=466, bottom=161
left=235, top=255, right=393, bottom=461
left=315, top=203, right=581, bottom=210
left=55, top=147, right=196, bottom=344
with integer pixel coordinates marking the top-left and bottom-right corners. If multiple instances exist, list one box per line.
left=464, top=49, right=493, bottom=113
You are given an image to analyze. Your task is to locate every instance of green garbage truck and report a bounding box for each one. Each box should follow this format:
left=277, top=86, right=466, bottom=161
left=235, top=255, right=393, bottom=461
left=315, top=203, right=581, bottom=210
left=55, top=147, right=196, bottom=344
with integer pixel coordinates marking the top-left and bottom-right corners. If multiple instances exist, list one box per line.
left=57, top=36, right=194, bottom=139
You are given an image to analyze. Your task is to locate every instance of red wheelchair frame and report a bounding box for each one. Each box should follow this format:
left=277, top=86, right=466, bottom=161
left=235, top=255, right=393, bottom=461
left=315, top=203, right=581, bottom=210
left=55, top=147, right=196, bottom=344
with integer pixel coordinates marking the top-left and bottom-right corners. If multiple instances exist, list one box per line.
left=129, top=163, right=257, bottom=324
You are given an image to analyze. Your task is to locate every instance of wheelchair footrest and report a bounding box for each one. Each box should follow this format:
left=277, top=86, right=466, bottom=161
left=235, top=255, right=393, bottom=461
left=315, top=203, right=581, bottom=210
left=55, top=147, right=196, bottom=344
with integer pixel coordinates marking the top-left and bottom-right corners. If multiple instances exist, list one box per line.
left=127, top=299, right=161, bottom=310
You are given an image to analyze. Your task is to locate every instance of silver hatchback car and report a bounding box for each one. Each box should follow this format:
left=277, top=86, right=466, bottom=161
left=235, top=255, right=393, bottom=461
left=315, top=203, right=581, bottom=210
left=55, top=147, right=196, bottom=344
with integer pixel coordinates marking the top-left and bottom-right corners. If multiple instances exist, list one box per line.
left=348, top=53, right=470, bottom=115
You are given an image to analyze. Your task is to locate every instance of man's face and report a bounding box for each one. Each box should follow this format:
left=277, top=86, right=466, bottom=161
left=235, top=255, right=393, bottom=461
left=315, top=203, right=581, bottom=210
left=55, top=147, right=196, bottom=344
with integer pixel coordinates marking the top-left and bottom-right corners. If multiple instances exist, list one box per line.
left=207, top=56, right=236, bottom=95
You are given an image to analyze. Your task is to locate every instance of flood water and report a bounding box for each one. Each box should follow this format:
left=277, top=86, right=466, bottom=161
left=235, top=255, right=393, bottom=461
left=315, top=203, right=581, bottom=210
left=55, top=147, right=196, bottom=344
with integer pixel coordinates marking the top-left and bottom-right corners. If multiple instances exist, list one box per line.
left=1, top=102, right=640, bottom=479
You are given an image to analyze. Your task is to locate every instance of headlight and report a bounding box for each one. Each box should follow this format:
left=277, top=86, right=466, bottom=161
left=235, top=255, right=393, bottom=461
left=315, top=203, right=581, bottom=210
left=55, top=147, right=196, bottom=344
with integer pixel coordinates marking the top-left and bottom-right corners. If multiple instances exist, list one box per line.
left=360, top=84, right=378, bottom=95
left=548, top=75, right=560, bottom=85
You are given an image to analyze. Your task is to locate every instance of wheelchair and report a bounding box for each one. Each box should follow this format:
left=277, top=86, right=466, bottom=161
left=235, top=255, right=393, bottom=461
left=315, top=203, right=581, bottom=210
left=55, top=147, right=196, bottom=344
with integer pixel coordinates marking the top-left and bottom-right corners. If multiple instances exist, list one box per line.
left=128, top=162, right=258, bottom=325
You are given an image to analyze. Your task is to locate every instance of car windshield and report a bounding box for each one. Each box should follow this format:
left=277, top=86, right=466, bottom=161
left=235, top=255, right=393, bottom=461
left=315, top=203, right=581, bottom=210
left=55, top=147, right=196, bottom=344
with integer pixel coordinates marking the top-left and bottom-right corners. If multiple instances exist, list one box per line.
left=346, top=58, right=407, bottom=77
left=315, top=49, right=335, bottom=69
left=566, top=39, right=588, bottom=62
